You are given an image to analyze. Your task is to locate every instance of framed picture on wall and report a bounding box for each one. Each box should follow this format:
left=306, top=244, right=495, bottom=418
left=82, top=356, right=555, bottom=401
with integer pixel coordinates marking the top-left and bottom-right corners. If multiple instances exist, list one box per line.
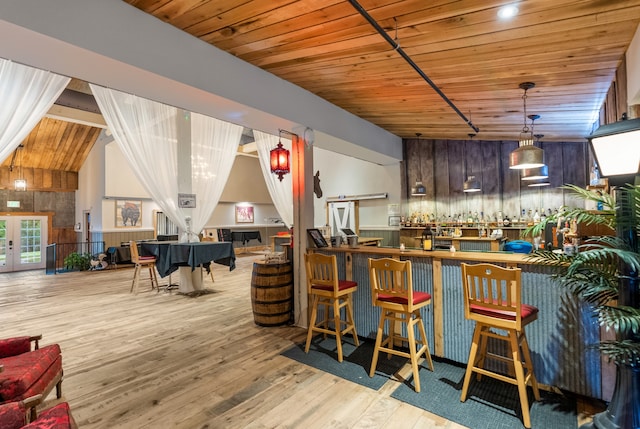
left=235, top=205, right=254, bottom=223
left=115, top=200, right=142, bottom=228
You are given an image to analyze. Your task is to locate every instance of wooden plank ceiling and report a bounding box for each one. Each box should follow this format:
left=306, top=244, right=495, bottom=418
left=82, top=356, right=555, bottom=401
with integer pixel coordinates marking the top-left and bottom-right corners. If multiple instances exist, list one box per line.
left=8, top=0, right=640, bottom=174
left=125, top=0, right=640, bottom=141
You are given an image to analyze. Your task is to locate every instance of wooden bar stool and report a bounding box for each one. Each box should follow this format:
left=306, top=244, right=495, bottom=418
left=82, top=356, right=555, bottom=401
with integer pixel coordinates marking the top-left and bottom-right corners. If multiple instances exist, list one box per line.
left=460, top=263, right=540, bottom=428
left=368, top=257, right=434, bottom=392
left=129, top=241, right=159, bottom=294
left=304, top=252, right=359, bottom=362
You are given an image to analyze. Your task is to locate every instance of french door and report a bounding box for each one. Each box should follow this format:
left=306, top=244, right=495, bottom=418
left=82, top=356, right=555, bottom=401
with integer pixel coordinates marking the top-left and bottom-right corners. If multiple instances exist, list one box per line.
left=0, top=216, right=47, bottom=272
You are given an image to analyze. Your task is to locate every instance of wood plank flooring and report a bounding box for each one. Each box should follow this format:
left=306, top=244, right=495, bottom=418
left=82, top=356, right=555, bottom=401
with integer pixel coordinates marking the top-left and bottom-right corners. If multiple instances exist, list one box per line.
left=0, top=254, right=600, bottom=428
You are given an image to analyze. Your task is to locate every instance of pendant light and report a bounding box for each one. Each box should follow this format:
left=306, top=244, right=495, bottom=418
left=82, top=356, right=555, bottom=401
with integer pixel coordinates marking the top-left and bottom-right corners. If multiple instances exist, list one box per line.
left=411, top=133, right=426, bottom=196
left=509, top=82, right=544, bottom=169
left=11, top=144, right=26, bottom=191
left=270, top=129, right=290, bottom=181
left=527, top=133, right=550, bottom=186
left=521, top=125, right=549, bottom=181
left=463, top=133, right=481, bottom=192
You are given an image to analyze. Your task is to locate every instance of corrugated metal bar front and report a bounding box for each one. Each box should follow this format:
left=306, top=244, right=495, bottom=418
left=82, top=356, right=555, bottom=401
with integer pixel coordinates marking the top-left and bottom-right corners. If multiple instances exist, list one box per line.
left=458, top=241, right=491, bottom=252
left=441, top=259, right=601, bottom=399
left=351, top=251, right=393, bottom=339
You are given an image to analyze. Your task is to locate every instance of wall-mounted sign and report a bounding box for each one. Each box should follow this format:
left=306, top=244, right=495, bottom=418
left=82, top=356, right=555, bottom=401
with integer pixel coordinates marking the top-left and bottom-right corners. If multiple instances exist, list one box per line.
left=7, top=201, right=20, bottom=208
left=178, top=193, right=196, bottom=208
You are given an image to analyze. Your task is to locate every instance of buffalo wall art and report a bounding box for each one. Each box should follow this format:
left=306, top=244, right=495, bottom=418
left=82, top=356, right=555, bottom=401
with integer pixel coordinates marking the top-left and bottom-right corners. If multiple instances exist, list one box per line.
left=116, top=200, right=142, bottom=227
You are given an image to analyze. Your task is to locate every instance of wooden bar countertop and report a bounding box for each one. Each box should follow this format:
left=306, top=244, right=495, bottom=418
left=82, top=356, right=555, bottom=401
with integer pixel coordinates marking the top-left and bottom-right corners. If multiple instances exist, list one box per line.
left=309, top=245, right=533, bottom=265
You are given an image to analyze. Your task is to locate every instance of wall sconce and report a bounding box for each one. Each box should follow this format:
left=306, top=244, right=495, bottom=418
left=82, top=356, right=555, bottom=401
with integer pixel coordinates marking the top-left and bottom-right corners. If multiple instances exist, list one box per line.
left=270, top=129, right=291, bottom=181
left=588, top=116, right=640, bottom=186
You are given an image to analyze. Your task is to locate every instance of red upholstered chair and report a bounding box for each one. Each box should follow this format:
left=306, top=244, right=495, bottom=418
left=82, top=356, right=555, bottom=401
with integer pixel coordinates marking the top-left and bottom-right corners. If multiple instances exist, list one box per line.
left=0, top=395, right=77, bottom=429
left=304, top=252, right=359, bottom=362
left=0, top=336, right=63, bottom=418
left=368, top=258, right=434, bottom=393
left=460, top=263, right=540, bottom=429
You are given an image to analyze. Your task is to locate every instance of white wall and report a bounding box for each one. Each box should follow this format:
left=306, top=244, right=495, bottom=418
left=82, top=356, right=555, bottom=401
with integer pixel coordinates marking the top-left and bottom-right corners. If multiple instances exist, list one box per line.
left=104, top=141, right=150, bottom=199
left=312, top=146, right=401, bottom=229
left=76, top=131, right=107, bottom=233
left=81, top=134, right=399, bottom=233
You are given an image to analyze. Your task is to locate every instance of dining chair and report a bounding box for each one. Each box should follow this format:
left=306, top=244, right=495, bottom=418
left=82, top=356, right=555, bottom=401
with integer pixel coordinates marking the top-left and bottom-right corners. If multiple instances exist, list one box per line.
left=368, top=257, right=434, bottom=392
left=128, top=241, right=159, bottom=294
left=460, top=263, right=540, bottom=428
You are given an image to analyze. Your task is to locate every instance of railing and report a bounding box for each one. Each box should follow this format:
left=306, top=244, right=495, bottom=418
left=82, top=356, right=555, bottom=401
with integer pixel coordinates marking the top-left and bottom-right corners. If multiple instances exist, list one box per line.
left=45, top=241, right=106, bottom=274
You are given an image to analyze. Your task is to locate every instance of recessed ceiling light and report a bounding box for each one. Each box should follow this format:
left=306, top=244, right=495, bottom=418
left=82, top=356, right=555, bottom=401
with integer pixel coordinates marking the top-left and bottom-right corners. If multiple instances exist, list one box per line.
left=497, top=4, right=519, bottom=19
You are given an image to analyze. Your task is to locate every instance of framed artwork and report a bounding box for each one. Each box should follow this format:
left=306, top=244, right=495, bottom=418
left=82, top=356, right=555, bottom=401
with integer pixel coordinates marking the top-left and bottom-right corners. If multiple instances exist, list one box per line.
left=116, top=200, right=142, bottom=227
left=178, top=193, right=196, bottom=208
left=388, top=215, right=401, bottom=226
left=235, top=205, right=254, bottom=223
left=307, top=228, right=328, bottom=248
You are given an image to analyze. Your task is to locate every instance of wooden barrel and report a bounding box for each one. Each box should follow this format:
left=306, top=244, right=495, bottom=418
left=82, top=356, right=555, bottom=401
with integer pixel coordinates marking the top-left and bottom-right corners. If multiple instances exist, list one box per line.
left=251, top=261, right=293, bottom=327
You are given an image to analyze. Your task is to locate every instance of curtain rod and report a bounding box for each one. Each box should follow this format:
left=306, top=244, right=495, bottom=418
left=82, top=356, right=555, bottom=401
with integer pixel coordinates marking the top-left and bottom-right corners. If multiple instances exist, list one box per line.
left=347, top=0, right=479, bottom=134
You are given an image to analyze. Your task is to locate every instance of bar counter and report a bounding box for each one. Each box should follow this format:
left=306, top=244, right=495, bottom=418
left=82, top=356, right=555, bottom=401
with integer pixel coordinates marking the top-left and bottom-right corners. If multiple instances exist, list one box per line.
left=308, top=245, right=606, bottom=400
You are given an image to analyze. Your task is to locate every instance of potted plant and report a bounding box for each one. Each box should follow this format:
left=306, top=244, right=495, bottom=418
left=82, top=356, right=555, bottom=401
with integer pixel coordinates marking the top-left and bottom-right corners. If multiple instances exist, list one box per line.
left=525, top=184, right=640, bottom=429
left=63, top=251, right=91, bottom=271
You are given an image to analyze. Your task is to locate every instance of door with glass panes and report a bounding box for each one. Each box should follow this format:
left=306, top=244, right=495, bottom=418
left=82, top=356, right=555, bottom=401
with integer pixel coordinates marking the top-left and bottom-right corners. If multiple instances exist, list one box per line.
left=0, top=216, right=47, bottom=272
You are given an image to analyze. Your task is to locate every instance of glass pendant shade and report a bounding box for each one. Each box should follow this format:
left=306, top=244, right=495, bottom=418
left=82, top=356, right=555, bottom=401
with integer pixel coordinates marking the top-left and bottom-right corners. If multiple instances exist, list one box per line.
left=521, top=164, right=548, bottom=181
left=463, top=175, right=481, bottom=192
left=411, top=180, right=426, bottom=196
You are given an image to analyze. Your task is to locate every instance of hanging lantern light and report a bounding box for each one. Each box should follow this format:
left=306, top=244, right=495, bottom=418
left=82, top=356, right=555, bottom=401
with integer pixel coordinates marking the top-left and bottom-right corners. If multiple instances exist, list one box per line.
left=509, top=82, right=544, bottom=169
left=411, top=133, right=427, bottom=196
left=463, top=133, right=481, bottom=193
left=10, top=144, right=27, bottom=191
left=270, top=130, right=290, bottom=181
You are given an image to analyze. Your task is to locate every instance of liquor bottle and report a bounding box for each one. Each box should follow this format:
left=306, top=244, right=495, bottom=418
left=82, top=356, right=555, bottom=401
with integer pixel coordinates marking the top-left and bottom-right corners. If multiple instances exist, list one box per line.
left=503, top=214, right=510, bottom=227
left=590, top=162, right=601, bottom=186
left=533, top=210, right=540, bottom=224
left=497, top=211, right=504, bottom=227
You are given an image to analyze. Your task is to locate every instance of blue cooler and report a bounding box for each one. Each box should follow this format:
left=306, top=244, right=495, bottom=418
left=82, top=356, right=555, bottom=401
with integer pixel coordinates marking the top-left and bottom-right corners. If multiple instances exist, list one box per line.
left=503, top=240, right=533, bottom=254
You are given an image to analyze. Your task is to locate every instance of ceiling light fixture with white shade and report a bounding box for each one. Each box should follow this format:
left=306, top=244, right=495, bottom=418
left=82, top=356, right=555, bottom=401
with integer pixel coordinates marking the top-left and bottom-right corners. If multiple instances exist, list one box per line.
left=463, top=133, right=481, bottom=193
left=509, top=82, right=545, bottom=170
left=411, top=133, right=426, bottom=196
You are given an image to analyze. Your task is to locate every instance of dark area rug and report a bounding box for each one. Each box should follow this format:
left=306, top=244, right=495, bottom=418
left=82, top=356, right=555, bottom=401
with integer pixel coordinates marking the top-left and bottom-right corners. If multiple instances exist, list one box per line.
left=390, top=358, right=577, bottom=429
left=281, top=337, right=405, bottom=390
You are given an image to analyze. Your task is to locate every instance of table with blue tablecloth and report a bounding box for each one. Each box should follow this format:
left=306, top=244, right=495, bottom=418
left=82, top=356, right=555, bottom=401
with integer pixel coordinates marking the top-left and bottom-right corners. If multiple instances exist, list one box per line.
left=231, top=230, right=262, bottom=245
left=140, top=241, right=235, bottom=278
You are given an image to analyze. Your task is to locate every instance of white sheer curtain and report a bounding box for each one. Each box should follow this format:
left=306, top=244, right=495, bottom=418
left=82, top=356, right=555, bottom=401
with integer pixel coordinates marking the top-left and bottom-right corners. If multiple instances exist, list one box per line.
left=190, top=112, right=243, bottom=235
left=90, top=84, right=242, bottom=241
left=254, top=130, right=293, bottom=228
left=0, top=58, right=70, bottom=163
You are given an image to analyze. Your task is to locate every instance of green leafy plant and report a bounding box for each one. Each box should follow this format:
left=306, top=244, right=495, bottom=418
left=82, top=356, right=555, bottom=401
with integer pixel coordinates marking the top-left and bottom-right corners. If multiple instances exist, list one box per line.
left=63, top=251, right=91, bottom=271
left=525, top=183, right=640, bottom=366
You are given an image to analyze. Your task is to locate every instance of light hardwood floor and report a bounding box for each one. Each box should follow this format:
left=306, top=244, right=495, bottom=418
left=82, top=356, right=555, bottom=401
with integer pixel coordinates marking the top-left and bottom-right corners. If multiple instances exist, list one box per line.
left=0, top=254, right=599, bottom=428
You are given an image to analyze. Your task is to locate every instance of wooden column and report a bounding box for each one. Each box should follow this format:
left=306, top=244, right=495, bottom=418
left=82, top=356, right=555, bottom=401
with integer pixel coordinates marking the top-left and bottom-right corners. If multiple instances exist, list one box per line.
left=292, top=132, right=314, bottom=328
